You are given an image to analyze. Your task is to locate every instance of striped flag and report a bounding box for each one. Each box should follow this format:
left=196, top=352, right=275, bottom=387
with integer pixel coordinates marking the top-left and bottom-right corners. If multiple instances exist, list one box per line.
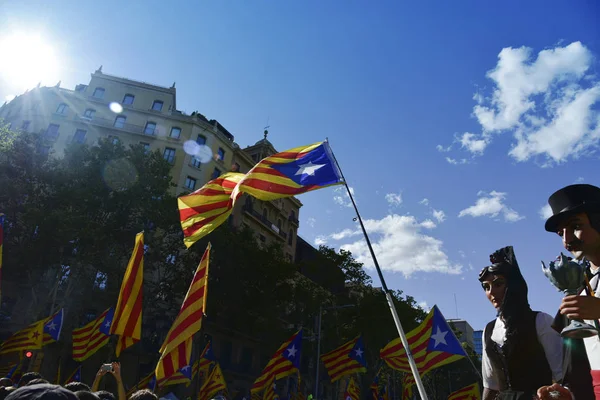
left=344, top=377, right=360, bottom=400
left=370, top=368, right=381, bottom=400
left=0, top=363, right=16, bottom=378
left=179, top=173, right=245, bottom=248
left=198, top=362, right=227, bottom=400
left=126, top=372, right=156, bottom=397
left=448, top=383, right=480, bottom=400
left=232, top=141, right=343, bottom=202
left=72, top=308, right=113, bottom=361
left=163, top=339, right=216, bottom=387
left=198, top=340, right=217, bottom=372
left=64, top=365, right=82, bottom=384
left=155, top=243, right=210, bottom=381
left=380, top=305, right=466, bottom=375
left=7, top=359, right=24, bottom=383
left=251, top=330, right=302, bottom=394
left=321, top=336, right=366, bottom=382
left=263, top=376, right=277, bottom=400
left=401, top=375, right=414, bottom=400
left=0, top=318, right=46, bottom=354
left=0, top=213, right=4, bottom=304
left=110, top=232, right=144, bottom=356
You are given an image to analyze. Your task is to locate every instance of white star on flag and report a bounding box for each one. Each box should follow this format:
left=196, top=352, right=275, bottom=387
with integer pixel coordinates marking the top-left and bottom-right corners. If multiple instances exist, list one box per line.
left=181, top=366, right=190, bottom=371
left=287, top=344, right=298, bottom=358
left=354, top=347, right=363, bottom=358
left=47, top=322, right=57, bottom=331
left=430, top=327, right=448, bottom=347
left=295, top=161, right=325, bottom=177
left=104, top=321, right=112, bottom=329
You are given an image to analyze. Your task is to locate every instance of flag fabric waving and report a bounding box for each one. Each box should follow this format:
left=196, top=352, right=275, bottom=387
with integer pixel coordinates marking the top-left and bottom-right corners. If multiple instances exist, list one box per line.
left=344, top=377, right=360, bottom=400
left=251, top=330, right=303, bottom=394
left=0, top=318, right=46, bottom=354
left=232, top=141, right=343, bottom=202
left=370, top=368, right=381, bottom=400
left=198, top=340, right=217, bottom=372
left=380, top=305, right=466, bottom=375
left=110, top=232, right=144, bottom=357
left=401, top=374, right=414, bottom=400
left=321, top=335, right=367, bottom=382
left=198, top=362, right=227, bottom=400
left=72, top=308, right=113, bottom=361
left=64, top=366, right=82, bottom=384
left=43, top=309, right=64, bottom=345
left=161, top=359, right=195, bottom=387
left=0, top=213, right=5, bottom=304
left=179, top=173, right=245, bottom=248
left=1, top=363, right=16, bottom=378
left=263, top=376, right=277, bottom=400
left=448, top=383, right=480, bottom=400
left=155, top=243, right=210, bottom=381
left=127, top=372, right=156, bottom=397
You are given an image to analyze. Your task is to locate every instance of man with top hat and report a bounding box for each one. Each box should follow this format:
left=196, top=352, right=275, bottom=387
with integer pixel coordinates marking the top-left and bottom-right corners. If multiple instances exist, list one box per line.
left=538, top=184, right=600, bottom=400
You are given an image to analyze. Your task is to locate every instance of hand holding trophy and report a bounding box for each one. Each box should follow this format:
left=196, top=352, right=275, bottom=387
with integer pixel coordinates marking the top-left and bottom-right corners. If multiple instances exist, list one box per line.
left=542, top=253, right=598, bottom=339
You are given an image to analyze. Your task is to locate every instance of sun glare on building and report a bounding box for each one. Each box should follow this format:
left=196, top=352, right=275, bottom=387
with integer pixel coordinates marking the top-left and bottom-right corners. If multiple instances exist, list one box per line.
left=0, top=32, right=60, bottom=90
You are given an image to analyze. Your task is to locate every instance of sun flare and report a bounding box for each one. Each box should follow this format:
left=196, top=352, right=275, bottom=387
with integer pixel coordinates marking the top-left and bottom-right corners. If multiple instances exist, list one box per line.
left=0, top=32, right=60, bottom=90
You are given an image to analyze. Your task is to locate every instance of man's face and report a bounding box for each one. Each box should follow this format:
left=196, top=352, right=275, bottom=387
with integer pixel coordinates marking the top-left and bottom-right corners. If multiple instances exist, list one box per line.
left=556, top=212, right=600, bottom=261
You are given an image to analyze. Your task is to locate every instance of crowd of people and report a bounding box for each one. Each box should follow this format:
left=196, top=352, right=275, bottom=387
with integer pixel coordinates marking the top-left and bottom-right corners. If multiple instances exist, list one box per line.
left=478, top=184, right=600, bottom=400
left=0, top=363, right=156, bottom=400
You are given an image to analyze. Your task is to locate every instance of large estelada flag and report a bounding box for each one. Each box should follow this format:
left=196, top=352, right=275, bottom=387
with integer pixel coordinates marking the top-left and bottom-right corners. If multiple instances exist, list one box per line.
left=72, top=308, right=114, bottom=361
left=448, top=383, right=480, bottom=400
left=64, top=365, right=82, bottom=384
left=321, top=335, right=366, bottom=382
left=110, top=232, right=144, bottom=356
left=155, top=243, right=210, bottom=382
left=251, top=330, right=303, bottom=394
left=380, top=305, right=466, bottom=375
left=179, top=141, right=343, bottom=248
left=344, top=377, right=360, bottom=400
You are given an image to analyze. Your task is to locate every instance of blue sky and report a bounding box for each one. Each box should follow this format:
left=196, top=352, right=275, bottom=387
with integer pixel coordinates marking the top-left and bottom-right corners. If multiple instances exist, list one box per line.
left=1, top=0, right=600, bottom=331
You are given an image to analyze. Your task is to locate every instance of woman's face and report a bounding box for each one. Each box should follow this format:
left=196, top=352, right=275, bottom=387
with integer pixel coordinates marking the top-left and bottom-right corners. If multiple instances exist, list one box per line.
left=481, top=274, right=506, bottom=310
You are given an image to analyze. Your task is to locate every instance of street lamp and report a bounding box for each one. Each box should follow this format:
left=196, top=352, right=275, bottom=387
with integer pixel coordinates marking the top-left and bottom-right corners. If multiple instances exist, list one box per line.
left=314, top=304, right=355, bottom=400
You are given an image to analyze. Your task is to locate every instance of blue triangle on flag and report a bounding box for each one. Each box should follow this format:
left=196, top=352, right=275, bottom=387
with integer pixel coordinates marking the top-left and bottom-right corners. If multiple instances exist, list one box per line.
left=348, top=336, right=366, bottom=367
left=281, top=329, right=302, bottom=369
left=426, top=306, right=467, bottom=356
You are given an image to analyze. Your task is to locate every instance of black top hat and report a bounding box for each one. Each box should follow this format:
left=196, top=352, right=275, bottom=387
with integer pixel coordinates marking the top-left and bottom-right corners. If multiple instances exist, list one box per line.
left=545, top=184, right=600, bottom=232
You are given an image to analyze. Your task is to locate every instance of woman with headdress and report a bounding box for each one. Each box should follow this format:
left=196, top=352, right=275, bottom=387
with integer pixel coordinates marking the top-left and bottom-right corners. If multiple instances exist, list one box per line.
left=479, top=246, right=564, bottom=400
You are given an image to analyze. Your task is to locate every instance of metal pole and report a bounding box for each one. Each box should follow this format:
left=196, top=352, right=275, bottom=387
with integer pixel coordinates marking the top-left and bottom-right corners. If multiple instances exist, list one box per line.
left=314, top=305, right=323, bottom=399
left=327, top=142, right=429, bottom=400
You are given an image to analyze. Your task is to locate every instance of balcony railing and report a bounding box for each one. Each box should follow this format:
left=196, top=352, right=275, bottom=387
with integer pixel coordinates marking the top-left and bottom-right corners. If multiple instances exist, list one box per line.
left=288, top=215, right=299, bottom=225
left=242, top=205, right=287, bottom=240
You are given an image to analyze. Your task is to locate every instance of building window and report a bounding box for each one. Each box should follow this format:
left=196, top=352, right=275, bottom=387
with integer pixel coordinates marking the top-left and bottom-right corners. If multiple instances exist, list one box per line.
left=38, top=145, right=51, bottom=157
left=290, top=210, right=296, bottom=220
left=92, top=87, right=105, bottom=99
left=220, top=340, right=233, bottom=368
left=140, top=142, right=150, bottom=153
left=151, top=100, right=163, bottom=111
left=211, top=168, right=221, bottom=179
left=73, top=129, right=87, bottom=144
left=45, top=124, right=60, bottom=141
left=244, top=196, right=253, bottom=210
left=144, top=122, right=157, bottom=135
left=163, top=148, right=176, bottom=164
left=83, top=109, right=96, bottom=119
left=21, top=120, right=31, bottom=131
left=185, top=176, right=197, bottom=190
left=259, top=234, right=266, bottom=243
left=196, top=135, right=206, bottom=145
left=108, top=135, right=120, bottom=145
left=56, top=103, right=68, bottom=115
left=170, top=127, right=181, bottom=139
left=277, top=219, right=282, bottom=230
left=191, top=156, right=201, bottom=168
left=217, top=147, right=225, bottom=161
left=232, top=162, right=241, bottom=172
left=114, top=115, right=126, bottom=128
left=263, top=208, right=268, bottom=220
left=123, top=94, right=135, bottom=105
left=288, top=229, right=293, bottom=246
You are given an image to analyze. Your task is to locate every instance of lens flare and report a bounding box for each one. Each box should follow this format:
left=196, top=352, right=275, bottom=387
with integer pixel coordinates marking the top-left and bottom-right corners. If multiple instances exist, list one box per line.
left=109, top=102, right=123, bottom=114
left=183, top=140, right=213, bottom=163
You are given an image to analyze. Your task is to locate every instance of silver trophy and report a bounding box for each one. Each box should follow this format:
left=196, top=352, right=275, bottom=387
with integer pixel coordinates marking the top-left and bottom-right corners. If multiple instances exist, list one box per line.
left=542, top=253, right=598, bottom=339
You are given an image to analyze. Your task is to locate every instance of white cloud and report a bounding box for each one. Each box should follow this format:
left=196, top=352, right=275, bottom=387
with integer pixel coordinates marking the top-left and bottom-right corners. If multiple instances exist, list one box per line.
left=330, top=228, right=360, bottom=241
left=575, top=177, right=585, bottom=183
left=432, top=209, right=446, bottom=223
left=418, top=301, right=430, bottom=312
left=385, top=192, right=403, bottom=207
left=436, top=144, right=452, bottom=152
left=337, top=214, right=462, bottom=276
left=445, top=157, right=469, bottom=165
left=539, top=204, right=553, bottom=220
left=460, top=132, right=489, bottom=155
left=419, top=198, right=429, bottom=206
left=458, top=191, right=524, bottom=222
left=442, top=42, right=600, bottom=164
left=420, top=219, right=437, bottom=229
left=333, top=186, right=354, bottom=208
left=306, top=217, right=316, bottom=228
left=458, top=250, right=466, bottom=259
left=314, top=236, right=327, bottom=246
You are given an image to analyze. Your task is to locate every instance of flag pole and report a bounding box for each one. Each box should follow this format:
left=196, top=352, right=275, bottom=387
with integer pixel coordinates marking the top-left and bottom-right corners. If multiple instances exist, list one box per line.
left=326, top=141, right=429, bottom=400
